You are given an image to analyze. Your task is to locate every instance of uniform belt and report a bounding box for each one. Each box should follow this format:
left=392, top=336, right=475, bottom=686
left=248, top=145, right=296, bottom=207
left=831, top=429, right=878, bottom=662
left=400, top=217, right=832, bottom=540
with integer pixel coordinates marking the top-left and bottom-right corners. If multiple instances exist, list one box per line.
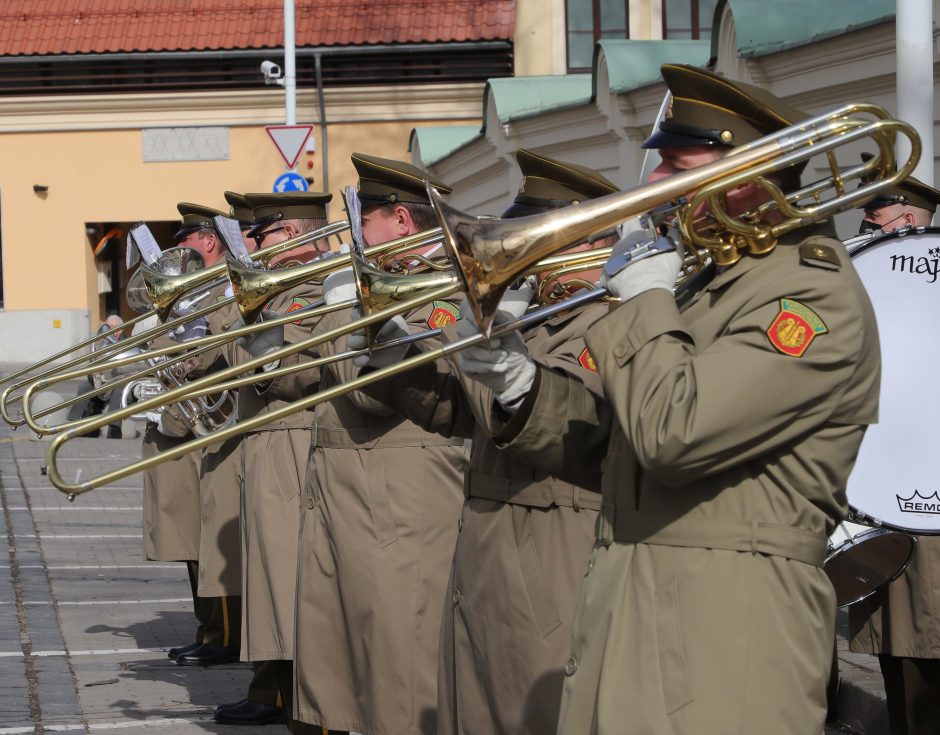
left=467, top=469, right=602, bottom=511
left=314, top=424, right=464, bottom=450
left=599, top=510, right=827, bottom=567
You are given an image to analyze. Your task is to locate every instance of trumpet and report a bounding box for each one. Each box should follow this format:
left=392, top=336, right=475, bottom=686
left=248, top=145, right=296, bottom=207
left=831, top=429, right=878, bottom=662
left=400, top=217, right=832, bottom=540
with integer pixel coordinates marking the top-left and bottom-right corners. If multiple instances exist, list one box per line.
left=42, top=101, right=918, bottom=495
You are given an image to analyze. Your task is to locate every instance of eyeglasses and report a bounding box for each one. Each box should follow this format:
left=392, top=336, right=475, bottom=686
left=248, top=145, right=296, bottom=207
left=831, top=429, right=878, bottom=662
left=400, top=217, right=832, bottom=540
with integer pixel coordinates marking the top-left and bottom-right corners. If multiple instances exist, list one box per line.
left=252, top=225, right=287, bottom=247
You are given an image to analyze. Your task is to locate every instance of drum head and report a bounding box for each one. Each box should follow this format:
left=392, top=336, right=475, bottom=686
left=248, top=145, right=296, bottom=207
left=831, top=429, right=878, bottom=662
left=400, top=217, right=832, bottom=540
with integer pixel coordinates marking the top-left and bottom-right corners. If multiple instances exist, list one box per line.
left=846, top=228, right=940, bottom=534
left=825, top=528, right=916, bottom=607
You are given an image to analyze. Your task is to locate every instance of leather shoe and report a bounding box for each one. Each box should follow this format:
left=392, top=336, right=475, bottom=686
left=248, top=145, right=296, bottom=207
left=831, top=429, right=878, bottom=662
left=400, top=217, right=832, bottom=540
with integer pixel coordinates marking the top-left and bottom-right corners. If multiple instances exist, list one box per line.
left=167, top=641, right=201, bottom=660
left=175, top=643, right=240, bottom=667
left=213, top=698, right=286, bottom=726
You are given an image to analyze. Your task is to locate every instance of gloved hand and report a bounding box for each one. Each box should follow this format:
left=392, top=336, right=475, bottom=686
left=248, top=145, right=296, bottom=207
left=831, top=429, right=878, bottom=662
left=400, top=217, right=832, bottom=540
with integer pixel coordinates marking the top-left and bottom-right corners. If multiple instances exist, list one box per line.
left=347, top=310, right=410, bottom=369
left=323, top=268, right=357, bottom=307
left=457, top=328, right=536, bottom=410
left=600, top=248, right=682, bottom=303
left=237, top=310, right=284, bottom=358
left=455, top=276, right=537, bottom=340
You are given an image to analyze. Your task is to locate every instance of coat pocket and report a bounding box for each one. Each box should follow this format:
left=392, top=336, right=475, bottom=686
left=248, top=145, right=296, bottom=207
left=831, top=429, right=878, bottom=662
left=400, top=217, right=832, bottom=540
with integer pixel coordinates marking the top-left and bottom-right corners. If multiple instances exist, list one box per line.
left=366, top=458, right=399, bottom=548
left=518, top=532, right=563, bottom=638
left=655, top=577, right=694, bottom=715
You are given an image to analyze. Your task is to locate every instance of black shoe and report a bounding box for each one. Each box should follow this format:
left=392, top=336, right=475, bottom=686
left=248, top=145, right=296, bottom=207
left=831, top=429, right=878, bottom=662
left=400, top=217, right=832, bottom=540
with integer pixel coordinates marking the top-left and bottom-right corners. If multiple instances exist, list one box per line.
left=175, top=643, right=240, bottom=667
left=213, top=699, right=286, bottom=726
left=167, top=641, right=201, bottom=660
left=214, top=698, right=249, bottom=715
left=106, top=425, right=122, bottom=439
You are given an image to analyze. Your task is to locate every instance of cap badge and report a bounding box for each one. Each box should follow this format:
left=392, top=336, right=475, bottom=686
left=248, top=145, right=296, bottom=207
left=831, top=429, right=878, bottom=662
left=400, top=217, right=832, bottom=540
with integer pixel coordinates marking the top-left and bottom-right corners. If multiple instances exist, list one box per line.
left=766, top=298, right=828, bottom=357
left=719, top=130, right=734, bottom=144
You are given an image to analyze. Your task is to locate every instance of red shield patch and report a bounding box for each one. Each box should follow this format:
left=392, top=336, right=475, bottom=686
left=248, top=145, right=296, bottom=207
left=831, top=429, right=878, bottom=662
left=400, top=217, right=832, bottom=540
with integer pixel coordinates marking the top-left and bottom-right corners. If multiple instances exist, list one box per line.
left=578, top=347, right=598, bottom=372
left=428, top=300, right=461, bottom=329
left=766, top=299, right=828, bottom=357
left=286, top=297, right=310, bottom=325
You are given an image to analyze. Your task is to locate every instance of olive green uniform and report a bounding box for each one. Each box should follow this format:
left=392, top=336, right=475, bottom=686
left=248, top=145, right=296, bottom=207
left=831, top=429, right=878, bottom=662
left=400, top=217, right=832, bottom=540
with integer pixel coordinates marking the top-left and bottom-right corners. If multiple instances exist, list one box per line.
left=364, top=303, right=607, bottom=734
left=292, top=302, right=466, bottom=735
left=493, top=225, right=881, bottom=734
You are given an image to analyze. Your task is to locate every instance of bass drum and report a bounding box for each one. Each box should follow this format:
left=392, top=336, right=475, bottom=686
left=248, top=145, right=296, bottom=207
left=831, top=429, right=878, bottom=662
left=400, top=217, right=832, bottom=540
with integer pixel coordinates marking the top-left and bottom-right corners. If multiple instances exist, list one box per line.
left=825, top=227, right=940, bottom=606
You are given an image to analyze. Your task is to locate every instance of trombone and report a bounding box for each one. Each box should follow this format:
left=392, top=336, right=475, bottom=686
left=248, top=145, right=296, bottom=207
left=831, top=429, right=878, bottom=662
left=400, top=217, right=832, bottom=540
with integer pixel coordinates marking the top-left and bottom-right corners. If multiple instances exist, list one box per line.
left=43, top=102, right=919, bottom=496
left=0, top=221, right=350, bottom=427
left=20, top=227, right=445, bottom=434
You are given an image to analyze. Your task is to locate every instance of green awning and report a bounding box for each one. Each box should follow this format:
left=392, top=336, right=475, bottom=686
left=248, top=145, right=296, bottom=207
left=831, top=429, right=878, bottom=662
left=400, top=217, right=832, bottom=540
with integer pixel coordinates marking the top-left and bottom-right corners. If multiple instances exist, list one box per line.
left=593, top=39, right=711, bottom=98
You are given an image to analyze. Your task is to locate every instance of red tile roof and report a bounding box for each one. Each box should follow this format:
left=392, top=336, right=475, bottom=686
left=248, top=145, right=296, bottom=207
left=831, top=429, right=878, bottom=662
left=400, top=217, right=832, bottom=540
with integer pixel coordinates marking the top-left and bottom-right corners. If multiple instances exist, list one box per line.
left=0, top=0, right=516, bottom=56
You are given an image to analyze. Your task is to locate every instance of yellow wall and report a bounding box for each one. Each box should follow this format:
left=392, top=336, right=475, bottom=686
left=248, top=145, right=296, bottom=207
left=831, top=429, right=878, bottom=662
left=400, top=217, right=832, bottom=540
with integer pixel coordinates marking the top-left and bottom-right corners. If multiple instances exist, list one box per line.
left=0, top=109, right=472, bottom=323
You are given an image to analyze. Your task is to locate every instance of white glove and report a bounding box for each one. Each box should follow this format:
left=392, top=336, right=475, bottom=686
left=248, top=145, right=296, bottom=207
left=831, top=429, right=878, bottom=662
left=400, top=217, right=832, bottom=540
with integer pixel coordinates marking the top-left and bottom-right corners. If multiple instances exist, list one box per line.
left=456, top=321, right=535, bottom=410
left=323, top=268, right=357, bottom=306
left=600, top=249, right=682, bottom=303
left=455, top=277, right=536, bottom=340
left=237, top=310, right=284, bottom=358
left=347, top=310, right=410, bottom=369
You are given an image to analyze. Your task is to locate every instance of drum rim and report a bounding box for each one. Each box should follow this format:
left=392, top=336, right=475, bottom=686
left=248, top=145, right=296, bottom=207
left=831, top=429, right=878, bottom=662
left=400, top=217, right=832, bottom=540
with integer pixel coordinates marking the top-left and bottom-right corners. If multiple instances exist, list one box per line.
left=825, top=528, right=917, bottom=607
left=849, top=225, right=940, bottom=258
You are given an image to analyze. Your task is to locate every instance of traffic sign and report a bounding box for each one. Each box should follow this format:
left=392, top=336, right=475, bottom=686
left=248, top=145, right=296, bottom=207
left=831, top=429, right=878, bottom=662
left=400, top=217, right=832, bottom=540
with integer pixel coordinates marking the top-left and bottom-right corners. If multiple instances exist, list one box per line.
left=265, top=125, right=313, bottom=169
left=273, top=171, right=309, bottom=192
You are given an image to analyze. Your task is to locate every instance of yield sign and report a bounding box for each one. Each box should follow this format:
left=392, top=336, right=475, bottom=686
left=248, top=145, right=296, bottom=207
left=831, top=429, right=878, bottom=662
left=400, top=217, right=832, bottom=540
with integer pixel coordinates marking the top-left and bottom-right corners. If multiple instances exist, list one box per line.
left=265, top=125, right=313, bottom=169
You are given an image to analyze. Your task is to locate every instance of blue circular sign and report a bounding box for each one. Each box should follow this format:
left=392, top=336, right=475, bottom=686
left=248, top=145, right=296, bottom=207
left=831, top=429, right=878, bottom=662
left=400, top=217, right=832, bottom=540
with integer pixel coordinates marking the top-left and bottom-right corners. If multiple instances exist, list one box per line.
left=273, top=171, right=309, bottom=193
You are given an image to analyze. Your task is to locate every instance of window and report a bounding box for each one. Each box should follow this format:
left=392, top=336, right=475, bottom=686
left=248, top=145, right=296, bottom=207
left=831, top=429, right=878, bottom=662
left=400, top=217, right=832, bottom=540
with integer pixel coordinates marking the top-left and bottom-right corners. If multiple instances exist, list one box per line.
left=566, top=0, right=630, bottom=72
left=663, top=0, right=719, bottom=39
left=0, top=191, right=4, bottom=308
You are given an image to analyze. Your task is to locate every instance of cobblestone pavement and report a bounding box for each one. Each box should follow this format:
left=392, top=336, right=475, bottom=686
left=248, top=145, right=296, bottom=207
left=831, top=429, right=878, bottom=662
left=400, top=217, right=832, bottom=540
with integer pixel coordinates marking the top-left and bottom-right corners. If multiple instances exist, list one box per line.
left=0, top=412, right=284, bottom=734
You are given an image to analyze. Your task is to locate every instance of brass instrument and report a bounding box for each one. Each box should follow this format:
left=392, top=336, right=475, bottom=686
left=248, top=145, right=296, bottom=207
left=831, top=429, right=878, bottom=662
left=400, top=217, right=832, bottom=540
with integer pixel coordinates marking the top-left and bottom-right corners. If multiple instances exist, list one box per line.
left=42, top=102, right=918, bottom=496
left=4, top=220, right=353, bottom=429
left=429, top=102, right=917, bottom=335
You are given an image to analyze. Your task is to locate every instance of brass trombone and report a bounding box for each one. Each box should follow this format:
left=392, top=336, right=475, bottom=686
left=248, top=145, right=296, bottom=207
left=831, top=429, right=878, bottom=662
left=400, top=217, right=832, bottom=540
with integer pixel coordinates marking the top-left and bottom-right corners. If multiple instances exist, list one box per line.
left=20, top=228, right=444, bottom=434
left=0, top=221, right=350, bottom=427
left=43, top=102, right=919, bottom=495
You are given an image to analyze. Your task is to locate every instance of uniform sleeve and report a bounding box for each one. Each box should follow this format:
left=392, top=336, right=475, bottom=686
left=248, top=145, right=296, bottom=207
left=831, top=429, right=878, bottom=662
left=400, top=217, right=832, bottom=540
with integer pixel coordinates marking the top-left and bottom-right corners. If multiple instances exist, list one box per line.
left=358, top=322, right=477, bottom=439
left=587, top=262, right=873, bottom=486
left=490, top=365, right=609, bottom=490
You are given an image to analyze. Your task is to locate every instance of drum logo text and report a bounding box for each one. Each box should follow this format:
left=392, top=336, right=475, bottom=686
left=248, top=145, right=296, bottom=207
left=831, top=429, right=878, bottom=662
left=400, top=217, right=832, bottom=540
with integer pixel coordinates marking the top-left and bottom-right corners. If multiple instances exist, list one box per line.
left=890, top=253, right=940, bottom=283
left=896, top=490, right=940, bottom=514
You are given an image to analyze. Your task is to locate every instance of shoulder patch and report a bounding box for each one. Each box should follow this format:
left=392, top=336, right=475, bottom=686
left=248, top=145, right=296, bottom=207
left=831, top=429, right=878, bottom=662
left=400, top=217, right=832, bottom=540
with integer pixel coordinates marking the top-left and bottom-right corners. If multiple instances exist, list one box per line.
left=578, top=347, right=599, bottom=372
left=799, top=242, right=841, bottom=270
left=766, top=298, right=829, bottom=357
left=428, top=300, right=461, bottom=329
left=286, top=297, right=310, bottom=325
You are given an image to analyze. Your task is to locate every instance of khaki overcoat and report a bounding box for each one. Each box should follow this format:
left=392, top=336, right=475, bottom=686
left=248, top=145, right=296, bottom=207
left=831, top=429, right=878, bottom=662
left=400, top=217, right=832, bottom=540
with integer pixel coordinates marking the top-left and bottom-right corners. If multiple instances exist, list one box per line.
left=494, top=224, right=881, bottom=734
left=849, top=535, right=940, bottom=658
left=364, top=302, right=607, bottom=734
left=141, top=417, right=201, bottom=561
left=293, top=301, right=466, bottom=735
left=193, top=285, right=243, bottom=597
left=221, top=283, right=322, bottom=661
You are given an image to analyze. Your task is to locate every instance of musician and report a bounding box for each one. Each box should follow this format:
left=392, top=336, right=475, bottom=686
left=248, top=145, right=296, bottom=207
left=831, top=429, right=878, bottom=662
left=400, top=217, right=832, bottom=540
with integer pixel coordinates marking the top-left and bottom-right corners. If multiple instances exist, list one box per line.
left=134, top=311, right=205, bottom=665
left=847, top=176, right=940, bottom=735
left=452, top=64, right=881, bottom=733
left=291, top=154, right=466, bottom=735
left=212, top=192, right=332, bottom=727
left=224, top=190, right=258, bottom=248
left=169, top=202, right=243, bottom=667
left=353, top=148, right=617, bottom=733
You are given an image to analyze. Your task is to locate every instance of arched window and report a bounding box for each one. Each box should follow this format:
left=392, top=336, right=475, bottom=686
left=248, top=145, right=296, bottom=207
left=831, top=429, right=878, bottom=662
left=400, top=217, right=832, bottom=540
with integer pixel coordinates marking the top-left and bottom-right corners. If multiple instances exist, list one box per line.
left=566, top=0, right=630, bottom=72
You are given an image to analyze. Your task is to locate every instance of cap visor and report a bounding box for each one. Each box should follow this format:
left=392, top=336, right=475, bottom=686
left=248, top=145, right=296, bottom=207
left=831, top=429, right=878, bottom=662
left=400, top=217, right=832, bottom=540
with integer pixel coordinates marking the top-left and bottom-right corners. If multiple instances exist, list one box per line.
left=641, top=128, right=718, bottom=149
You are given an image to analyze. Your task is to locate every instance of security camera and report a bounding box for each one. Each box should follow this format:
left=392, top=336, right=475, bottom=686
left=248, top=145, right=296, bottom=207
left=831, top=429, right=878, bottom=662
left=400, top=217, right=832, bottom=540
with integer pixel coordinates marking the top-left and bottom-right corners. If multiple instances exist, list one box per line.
left=260, top=60, right=283, bottom=85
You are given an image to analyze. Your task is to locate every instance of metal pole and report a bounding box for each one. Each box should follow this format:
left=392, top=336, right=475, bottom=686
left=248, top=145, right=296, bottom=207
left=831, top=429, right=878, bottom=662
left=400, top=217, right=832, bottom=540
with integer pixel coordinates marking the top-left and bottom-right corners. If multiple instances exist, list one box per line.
left=316, top=52, right=329, bottom=195
left=284, top=0, right=297, bottom=128
left=896, top=0, right=934, bottom=187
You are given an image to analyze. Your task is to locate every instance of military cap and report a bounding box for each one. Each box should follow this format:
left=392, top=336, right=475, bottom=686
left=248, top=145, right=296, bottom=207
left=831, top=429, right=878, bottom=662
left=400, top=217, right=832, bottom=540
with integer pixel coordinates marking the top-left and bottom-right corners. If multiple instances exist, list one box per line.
left=643, top=64, right=808, bottom=149
left=174, top=202, right=226, bottom=241
left=243, top=191, right=332, bottom=238
left=352, top=152, right=452, bottom=206
left=864, top=176, right=940, bottom=213
left=502, top=148, right=619, bottom=219
left=224, top=191, right=254, bottom=229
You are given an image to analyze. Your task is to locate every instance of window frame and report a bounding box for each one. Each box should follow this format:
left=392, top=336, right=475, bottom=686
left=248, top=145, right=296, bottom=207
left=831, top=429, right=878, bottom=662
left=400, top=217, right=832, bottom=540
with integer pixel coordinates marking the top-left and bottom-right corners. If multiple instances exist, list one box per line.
left=565, top=0, right=631, bottom=73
